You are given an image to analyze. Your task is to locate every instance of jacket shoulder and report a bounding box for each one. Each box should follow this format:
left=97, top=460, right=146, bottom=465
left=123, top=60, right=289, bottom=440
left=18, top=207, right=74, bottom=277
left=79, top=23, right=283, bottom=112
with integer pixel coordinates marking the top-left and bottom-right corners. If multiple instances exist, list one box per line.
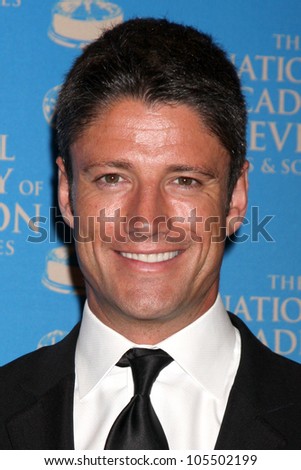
left=229, top=312, right=301, bottom=420
left=0, top=325, right=79, bottom=449
left=0, top=323, right=79, bottom=407
left=229, top=312, right=301, bottom=376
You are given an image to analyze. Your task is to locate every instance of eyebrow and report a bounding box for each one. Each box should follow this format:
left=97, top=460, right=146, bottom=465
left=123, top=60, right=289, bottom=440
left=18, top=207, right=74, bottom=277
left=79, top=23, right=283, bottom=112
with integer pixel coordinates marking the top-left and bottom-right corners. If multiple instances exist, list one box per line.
left=82, top=160, right=134, bottom=173
left=167, top=164, right=218, bottom=179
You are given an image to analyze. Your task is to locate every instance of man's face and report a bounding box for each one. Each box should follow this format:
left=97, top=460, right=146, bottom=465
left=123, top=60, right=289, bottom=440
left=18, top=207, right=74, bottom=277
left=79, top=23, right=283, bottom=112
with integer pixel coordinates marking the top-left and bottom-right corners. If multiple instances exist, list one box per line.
left=57, top=99, right=248, bottom=342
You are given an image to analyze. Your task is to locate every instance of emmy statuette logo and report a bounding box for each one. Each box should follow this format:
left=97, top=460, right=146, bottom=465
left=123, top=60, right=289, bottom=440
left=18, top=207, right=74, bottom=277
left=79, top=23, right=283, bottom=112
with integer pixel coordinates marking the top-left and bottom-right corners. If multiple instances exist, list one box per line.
left=37, top=330, right=68, bottom=348
left=48, top=0, right=124, bottom=48
left=43, top=85, right=62, bottom=126
left=42, top=245, right=85, bottom=295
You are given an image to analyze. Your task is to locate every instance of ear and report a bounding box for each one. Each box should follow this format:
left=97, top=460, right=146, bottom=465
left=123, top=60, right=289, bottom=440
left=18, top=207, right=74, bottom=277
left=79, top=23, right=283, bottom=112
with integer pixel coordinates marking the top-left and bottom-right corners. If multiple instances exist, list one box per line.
left=226, top=160, right=249, bottom=237
left=56, top=156, right=74, bottom=229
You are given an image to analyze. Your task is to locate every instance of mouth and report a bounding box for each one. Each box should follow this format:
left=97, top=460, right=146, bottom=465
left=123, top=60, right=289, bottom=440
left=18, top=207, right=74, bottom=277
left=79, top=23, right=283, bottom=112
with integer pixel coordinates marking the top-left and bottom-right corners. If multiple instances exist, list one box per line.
left=119, top=250, right=180, bottom=263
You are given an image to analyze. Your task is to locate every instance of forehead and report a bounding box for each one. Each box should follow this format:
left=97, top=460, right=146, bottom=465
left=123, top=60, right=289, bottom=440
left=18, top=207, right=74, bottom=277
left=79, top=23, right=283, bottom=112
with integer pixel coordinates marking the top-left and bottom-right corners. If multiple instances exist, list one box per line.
left=71, top=99, right=229, bottom=171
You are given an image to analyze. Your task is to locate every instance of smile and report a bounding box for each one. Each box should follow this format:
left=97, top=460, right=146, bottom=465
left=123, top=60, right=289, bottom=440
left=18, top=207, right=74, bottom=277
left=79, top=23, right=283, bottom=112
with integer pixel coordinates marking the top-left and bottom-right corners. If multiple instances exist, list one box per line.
left=120, top=251, right=180, bottom=263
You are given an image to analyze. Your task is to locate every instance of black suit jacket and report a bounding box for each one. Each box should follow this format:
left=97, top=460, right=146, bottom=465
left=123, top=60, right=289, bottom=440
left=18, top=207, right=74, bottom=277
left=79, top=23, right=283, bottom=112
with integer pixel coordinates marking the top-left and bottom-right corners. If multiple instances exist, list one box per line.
left=1, top=314, right=301, bottom=449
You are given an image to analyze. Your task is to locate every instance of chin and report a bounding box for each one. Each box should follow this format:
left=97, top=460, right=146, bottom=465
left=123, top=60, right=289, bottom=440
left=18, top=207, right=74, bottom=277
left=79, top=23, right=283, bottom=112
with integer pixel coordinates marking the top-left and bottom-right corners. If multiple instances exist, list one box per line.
left=120, top=297, right=180, bottom=323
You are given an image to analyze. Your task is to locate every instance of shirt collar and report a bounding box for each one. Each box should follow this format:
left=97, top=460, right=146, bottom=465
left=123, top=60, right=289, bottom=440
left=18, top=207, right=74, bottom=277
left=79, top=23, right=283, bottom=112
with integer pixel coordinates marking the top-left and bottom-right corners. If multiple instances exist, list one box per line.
left=157, top=295, right=240, bottom=399
left=75, top=303, right=135, bottom=398
left=75, top=295, right=239, bottom=399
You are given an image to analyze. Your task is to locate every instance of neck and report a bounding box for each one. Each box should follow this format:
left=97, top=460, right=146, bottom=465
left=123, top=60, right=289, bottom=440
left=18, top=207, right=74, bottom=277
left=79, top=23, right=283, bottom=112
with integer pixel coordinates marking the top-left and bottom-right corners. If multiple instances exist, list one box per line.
left=86, top=290, right=217, bottom=344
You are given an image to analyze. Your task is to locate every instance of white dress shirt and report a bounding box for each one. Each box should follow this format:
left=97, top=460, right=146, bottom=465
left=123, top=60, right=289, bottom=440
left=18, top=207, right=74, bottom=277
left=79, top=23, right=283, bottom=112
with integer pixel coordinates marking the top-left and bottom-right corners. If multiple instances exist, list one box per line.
left=74, top=294, right=241, bottom=450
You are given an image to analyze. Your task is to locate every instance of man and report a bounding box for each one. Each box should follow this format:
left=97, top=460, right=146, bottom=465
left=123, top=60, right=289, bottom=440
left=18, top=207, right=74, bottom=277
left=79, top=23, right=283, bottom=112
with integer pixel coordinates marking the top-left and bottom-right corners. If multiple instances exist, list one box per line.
left=1, top=18, right=301, bottom=450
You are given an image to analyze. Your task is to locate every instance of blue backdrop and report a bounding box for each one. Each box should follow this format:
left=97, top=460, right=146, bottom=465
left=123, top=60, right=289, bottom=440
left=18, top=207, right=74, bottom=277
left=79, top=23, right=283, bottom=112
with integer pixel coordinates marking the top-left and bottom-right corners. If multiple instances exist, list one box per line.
left=1, top=0, right=300, bottom=365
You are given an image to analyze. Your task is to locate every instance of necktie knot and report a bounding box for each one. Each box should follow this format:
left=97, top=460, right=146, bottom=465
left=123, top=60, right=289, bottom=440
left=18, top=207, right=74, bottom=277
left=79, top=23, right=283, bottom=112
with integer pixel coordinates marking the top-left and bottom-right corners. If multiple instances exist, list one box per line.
left=118, top=348, right=173, bottom=396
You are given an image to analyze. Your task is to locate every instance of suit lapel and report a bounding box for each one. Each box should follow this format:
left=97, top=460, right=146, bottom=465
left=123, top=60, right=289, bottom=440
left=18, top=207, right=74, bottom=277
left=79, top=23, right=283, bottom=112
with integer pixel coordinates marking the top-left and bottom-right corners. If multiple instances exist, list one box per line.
left=215, top=314, right=289, bottom=450
left=5, top=324, right=80, bottom=449
left=215, top=383, right=287, bottom=449
left=6, top=374, right=75, bottom=449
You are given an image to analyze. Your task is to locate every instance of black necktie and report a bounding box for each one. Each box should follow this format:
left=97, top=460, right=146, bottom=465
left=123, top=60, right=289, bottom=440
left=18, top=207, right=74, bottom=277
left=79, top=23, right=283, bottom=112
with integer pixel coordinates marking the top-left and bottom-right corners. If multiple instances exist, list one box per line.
left=104, top=348, right=173, bottom=450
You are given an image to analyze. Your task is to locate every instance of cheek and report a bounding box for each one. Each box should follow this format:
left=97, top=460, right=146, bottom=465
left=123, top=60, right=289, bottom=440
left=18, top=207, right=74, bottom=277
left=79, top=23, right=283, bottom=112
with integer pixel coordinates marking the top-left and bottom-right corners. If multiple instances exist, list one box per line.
left=72, top=202, right=99, bottom=243
left=74, top=241, right=97, bottom=283
left=72, top=189, right=120, bottom=240
left=184, top=199, right=226, bottom=240
left=202, top=215, right=227, bottom=245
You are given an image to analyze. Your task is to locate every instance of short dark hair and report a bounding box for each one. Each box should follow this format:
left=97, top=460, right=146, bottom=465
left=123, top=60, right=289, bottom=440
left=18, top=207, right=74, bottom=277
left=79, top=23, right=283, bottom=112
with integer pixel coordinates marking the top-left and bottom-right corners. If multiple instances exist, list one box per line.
left=56, top=17, right=247, bottom=198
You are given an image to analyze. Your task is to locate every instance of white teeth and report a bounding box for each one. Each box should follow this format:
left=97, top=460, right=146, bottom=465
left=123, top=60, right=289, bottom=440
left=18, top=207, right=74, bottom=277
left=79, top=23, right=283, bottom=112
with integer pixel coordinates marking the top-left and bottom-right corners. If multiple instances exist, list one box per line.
left=120, top=251, right=179, bottom=263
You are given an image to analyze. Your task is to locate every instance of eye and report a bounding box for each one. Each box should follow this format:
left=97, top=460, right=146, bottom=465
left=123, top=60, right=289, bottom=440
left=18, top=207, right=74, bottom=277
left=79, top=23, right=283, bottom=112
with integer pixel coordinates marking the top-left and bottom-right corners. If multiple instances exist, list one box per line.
left=98, top=173, right=123, bottom=185
left=175, top=176, right=200, bottom=187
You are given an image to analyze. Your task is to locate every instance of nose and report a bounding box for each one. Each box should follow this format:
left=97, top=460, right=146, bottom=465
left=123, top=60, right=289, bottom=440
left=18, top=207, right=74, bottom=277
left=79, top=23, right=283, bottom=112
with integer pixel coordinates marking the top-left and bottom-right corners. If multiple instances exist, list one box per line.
left=125, top=184, right=170, bottom=241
